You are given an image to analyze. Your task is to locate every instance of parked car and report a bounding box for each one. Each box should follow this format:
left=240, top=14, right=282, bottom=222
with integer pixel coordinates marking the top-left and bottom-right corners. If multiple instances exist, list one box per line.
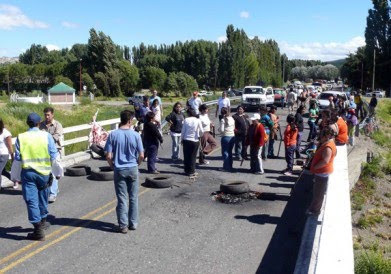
left=373, top=90, right=385, bottom=98
left=198, top=90, right=208, bottom=96
left=265, top=87, right=275, bottom=106
left=227, top=90, right=236, bottom=97
left=234, top=89, right=243, bottom=96
left=318, top=91, right=348, bottom=110
left=128, top=94, right=144, bottom=105
left=241, top=86, right=267, bottom=111
left=273, top=89, right=286, bottom=107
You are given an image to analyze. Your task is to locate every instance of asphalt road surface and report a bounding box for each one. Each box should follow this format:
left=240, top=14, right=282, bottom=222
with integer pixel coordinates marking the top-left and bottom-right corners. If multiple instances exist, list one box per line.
left=0, top=106, right=314, bottom=274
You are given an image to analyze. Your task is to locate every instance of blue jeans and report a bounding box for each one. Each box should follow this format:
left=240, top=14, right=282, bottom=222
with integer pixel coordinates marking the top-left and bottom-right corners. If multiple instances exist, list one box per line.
left=49, top=178, right=58, bottom=197
left=308, top=121, right=317, bottom=141
left=221, top=136, right=235, bottom=170
left=113, top=166, right=139, bottom=228
left=268, top=138, right=275, bottom=157
left=285, top=145, right=296, bottom=172
left=146, top=143, right=158, bottom=172
left=171, top=135, right=181, bottom=160
left=21, top=169, right=50, bottom=224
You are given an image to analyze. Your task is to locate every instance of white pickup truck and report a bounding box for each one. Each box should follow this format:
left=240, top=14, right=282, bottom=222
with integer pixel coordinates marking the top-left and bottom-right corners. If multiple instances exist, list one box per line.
left=241, top=86, right=274, bottom=111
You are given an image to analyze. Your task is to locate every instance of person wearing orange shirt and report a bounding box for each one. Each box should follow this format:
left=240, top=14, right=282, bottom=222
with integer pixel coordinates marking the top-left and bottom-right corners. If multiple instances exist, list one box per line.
left=307, top=127, right=337, bottom=215
left=335, top=115, right=348, bottom=146
left=283, top=114, right=298, bottom=176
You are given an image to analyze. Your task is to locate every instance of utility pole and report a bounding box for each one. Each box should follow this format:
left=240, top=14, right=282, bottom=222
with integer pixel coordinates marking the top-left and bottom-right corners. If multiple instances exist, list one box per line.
left=282, top=58, right=285, bottom=84
left=79, top=59, right=82, bottom=96
left=372, top=49, right=376, bottom=92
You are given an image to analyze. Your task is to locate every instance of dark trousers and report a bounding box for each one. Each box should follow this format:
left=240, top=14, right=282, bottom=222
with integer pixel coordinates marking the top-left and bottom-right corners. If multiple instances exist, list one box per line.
left=309, top=175, right=329, bottom=213
left=199, top=132, right=218, bottom=163
left=234, top=134, right=247, bottom=159
left=183, top=140, right=199, bottom=174
left=268, top=138, right=275, bottom=157
left=285, top=145, right=296, bottom=172
left=295, top=131, right=303, bottom=158
left=146, top=143, right=158, bottom=172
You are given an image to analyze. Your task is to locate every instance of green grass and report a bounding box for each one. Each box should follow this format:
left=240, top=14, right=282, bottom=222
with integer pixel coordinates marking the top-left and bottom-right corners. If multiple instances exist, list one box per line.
left=355, top=250, right=391, bottom=274
left=372, top=131, right=391, bottom=148
left=376, top=99, right=391, bottom=125
left=356, top=213, right=383, bottom=229
left=361, top=157, right=383, bottom=179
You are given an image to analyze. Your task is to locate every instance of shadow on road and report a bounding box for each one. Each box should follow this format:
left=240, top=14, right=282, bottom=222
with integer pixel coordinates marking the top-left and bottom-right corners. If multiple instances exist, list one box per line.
left=0, top=189, right=22, bottom=196
left=0, top=226, right=32, bottom=241
left=47, top=215, right=117, bottom=233
left=258, top=182, right=294, bottom=189
left=235, top=173, right=314, bottom=274
left=266, top=175, right=297, bottom=183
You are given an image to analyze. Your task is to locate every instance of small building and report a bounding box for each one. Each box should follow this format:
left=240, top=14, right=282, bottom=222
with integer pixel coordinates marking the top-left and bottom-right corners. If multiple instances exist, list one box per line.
left=48, top=82, right=76, bottom=104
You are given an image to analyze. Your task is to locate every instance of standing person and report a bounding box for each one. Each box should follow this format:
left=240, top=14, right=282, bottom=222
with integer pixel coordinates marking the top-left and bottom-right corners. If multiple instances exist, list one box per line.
left=0, top=119, right=15, bottom=190
left=267, top=106, right=279, bottom=158
left=307, top=127, right=337, bottom=215
left=259, top=106, right=274, bottom=160
left=39, top=107, right=63, bottom=203
left=219, top=107, right=236, bottom=172
left=295, top=106, right=305, bottom=159
left=149, top=89, right=163, bottom=115
left=283, top=114, right=298, bottom=176
left=136, top=96, right=150, bottom=133
left=215, top=91, right=231, bottom=120
left=104, top=110, right=144, bottom=233
left=333, top=111, right=348, bottom=146
left=287, top=88, right=297, bottom=114
left=187, top=91, right=203, bottom=115
left=281, top=89, right=286, bottom=109
left=165, top=102, right=185, bottom=161
left=346, top=109, right=359, bottom=146
left=151, top=99, right=162, bottom=131
left=181, top=109, right=203, bottom=177
left=13, top=113, right=62, bottom=240
left=199, top=104, right=218, bottom=165
left=307, top=101, right=319, bottom=142
left=328, top=96, right=335, bottom=110
left=143, top=112, right=163, bottom=174
left=232, top=105, right=250, bottom=161
left=246, top=114, right=266, bottom=175
left=369, top=93, right=378, bottom=116
left=354, top=92, right=363, bottom=119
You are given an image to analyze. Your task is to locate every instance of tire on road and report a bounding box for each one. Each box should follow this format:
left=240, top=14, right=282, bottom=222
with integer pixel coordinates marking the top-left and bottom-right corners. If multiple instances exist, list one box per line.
left=66, top=164, right=91, bottom=176
left=145, top=175, right=172, bottom=188
left=220, top=181, right=249, bottom=194
left=90, top=166, right=114, bottom=181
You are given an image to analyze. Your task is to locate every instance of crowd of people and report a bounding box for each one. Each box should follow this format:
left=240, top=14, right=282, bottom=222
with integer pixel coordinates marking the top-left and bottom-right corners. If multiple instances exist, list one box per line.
left=0, top=87, right=376, bottom=238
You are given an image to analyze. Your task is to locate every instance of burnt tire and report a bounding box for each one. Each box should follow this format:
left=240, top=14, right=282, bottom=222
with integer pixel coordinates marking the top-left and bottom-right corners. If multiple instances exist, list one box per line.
left=220, top=181, right=249, bottom=194
left=145, top=175, right=172, bottom=188
left=66, top=164, right=91, bottom=176
left=90, top=166, right=114, bottom=181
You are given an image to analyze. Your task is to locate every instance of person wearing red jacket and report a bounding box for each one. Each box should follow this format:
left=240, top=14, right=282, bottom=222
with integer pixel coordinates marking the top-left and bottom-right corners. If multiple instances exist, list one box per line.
left=283, top=114, right=298, bottom=176
left=246, top=113, right=266, bottom=175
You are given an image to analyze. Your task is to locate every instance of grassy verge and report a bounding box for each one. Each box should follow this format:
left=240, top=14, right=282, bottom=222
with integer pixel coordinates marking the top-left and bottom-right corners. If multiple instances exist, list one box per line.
left=351, top=99, right=391, bottom=273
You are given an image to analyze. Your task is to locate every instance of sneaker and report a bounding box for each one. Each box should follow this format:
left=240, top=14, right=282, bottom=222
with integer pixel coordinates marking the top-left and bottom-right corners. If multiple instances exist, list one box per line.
left=152, top=170, right=160, bottom=174
left=48, top=195, right=56, bottom=203
left=13, top=182, right=19, bottom=189
left=283, top=171, right=293, bottom=176
left=128, top=225, right=137, bottom=231
left=117, top=226, right=128, bottom=234
left=254, top=171, right=264, bottom=175
left=199, top=161, right=210, bottom=165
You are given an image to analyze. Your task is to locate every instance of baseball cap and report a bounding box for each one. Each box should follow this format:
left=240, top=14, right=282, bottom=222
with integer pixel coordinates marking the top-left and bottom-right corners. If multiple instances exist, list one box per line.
left=250, top=113, right=261, bottom=121
left=27, top=112, right=41, bottom=124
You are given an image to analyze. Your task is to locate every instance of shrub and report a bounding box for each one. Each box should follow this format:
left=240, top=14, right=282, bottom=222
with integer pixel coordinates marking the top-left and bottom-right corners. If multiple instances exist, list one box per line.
left=355, top=251, right=391, bottom=274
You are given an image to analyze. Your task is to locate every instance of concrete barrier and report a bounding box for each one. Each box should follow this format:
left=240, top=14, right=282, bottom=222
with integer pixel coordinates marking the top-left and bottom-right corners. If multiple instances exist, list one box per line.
left=294, top=145, right=354, bottom=274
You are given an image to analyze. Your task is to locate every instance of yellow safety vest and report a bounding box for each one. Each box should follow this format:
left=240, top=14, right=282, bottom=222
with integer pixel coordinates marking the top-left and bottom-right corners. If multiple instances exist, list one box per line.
left=18, top=130, right=51, bottom=175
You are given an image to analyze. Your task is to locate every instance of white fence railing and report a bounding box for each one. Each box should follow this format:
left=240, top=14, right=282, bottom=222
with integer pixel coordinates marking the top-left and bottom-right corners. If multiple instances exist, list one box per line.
left=11, top=96, right=241, bottom=156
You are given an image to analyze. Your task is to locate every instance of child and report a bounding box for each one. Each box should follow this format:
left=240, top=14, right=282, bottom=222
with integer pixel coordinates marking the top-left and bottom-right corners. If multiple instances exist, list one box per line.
left=346, top=108, right=358, bottom=146
left=283, top=114, right=298, bottom=176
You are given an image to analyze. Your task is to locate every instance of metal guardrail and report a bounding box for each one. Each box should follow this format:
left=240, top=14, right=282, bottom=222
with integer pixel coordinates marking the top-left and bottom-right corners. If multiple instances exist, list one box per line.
left=11, top=97, right=242, bottom=156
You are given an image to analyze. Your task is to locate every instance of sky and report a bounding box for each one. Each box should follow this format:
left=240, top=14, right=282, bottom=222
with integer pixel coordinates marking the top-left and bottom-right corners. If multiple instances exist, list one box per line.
left=0, top=0, right=373, bottom=61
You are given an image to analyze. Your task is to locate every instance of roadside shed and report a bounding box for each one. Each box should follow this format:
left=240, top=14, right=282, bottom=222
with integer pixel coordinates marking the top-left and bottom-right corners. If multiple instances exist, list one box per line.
left=48, top=82, right=76, bottom=104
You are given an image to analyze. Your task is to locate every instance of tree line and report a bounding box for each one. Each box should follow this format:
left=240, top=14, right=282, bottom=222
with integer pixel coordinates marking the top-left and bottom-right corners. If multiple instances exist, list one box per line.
left=341, top=0, right=390, bottom=94
left=0, top=24, right=333, bottom=97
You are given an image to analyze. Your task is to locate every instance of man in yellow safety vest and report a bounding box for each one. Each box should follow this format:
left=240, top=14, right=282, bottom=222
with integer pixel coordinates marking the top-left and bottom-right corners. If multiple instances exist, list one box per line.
left=13, top=113, right=62, bottom=241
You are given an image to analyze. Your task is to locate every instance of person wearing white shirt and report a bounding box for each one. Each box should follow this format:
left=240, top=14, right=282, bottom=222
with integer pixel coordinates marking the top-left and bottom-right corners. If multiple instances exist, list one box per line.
left=219, top=107, right=235, bottom=171
left=199, top=104, right=218, bottom=165
left=0, top=119, right=15, bottom=190
left=181, top=109, right=204, bottom=176
left=187, top=91, right=203, bottom=115
left=215, top=91, right=231, bottom=120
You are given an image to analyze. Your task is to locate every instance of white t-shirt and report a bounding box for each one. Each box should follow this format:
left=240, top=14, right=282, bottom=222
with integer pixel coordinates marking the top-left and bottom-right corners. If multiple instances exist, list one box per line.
left=199, top=114, right=211, bottom=132
left=218, top=98, right=231, bottom=115
left=219, top=116, right=235, bottom=137
left=152, top=106, right=161, bottom=123
left=287, top=92, right=297, bottom=103
left=0, top=128, right=11, bottom=155
left=181, top=117, right=204, bottom=142
left=188, top=97, right=203, bottom=114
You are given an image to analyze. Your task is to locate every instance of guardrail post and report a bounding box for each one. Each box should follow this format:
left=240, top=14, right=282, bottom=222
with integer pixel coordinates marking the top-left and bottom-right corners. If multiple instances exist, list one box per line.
left=60, top=135, right=65, bottom=156
left=111, top=123, right=118, bottom=130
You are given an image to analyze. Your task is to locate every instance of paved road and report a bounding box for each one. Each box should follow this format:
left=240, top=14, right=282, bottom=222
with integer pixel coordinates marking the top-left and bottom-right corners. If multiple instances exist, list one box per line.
left=0, top=107, right=313, bottom=274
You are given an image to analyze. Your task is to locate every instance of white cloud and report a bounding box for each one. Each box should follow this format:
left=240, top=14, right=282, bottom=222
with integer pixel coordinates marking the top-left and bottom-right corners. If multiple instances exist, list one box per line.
left=61, top=21, right=79, bottom=29
left=279, top=36, right=366, bottom=61
left=46, top=44, right=60, bottom=51
left=240, top=11, right=250, bottom=19
left=0, top=4, right=48, bottom=30
left=217, top=35, right=227, bottom=43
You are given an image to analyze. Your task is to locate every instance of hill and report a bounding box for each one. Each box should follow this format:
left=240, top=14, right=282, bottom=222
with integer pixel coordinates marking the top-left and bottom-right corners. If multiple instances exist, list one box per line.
left=326, top=59, right=346, bottom=69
